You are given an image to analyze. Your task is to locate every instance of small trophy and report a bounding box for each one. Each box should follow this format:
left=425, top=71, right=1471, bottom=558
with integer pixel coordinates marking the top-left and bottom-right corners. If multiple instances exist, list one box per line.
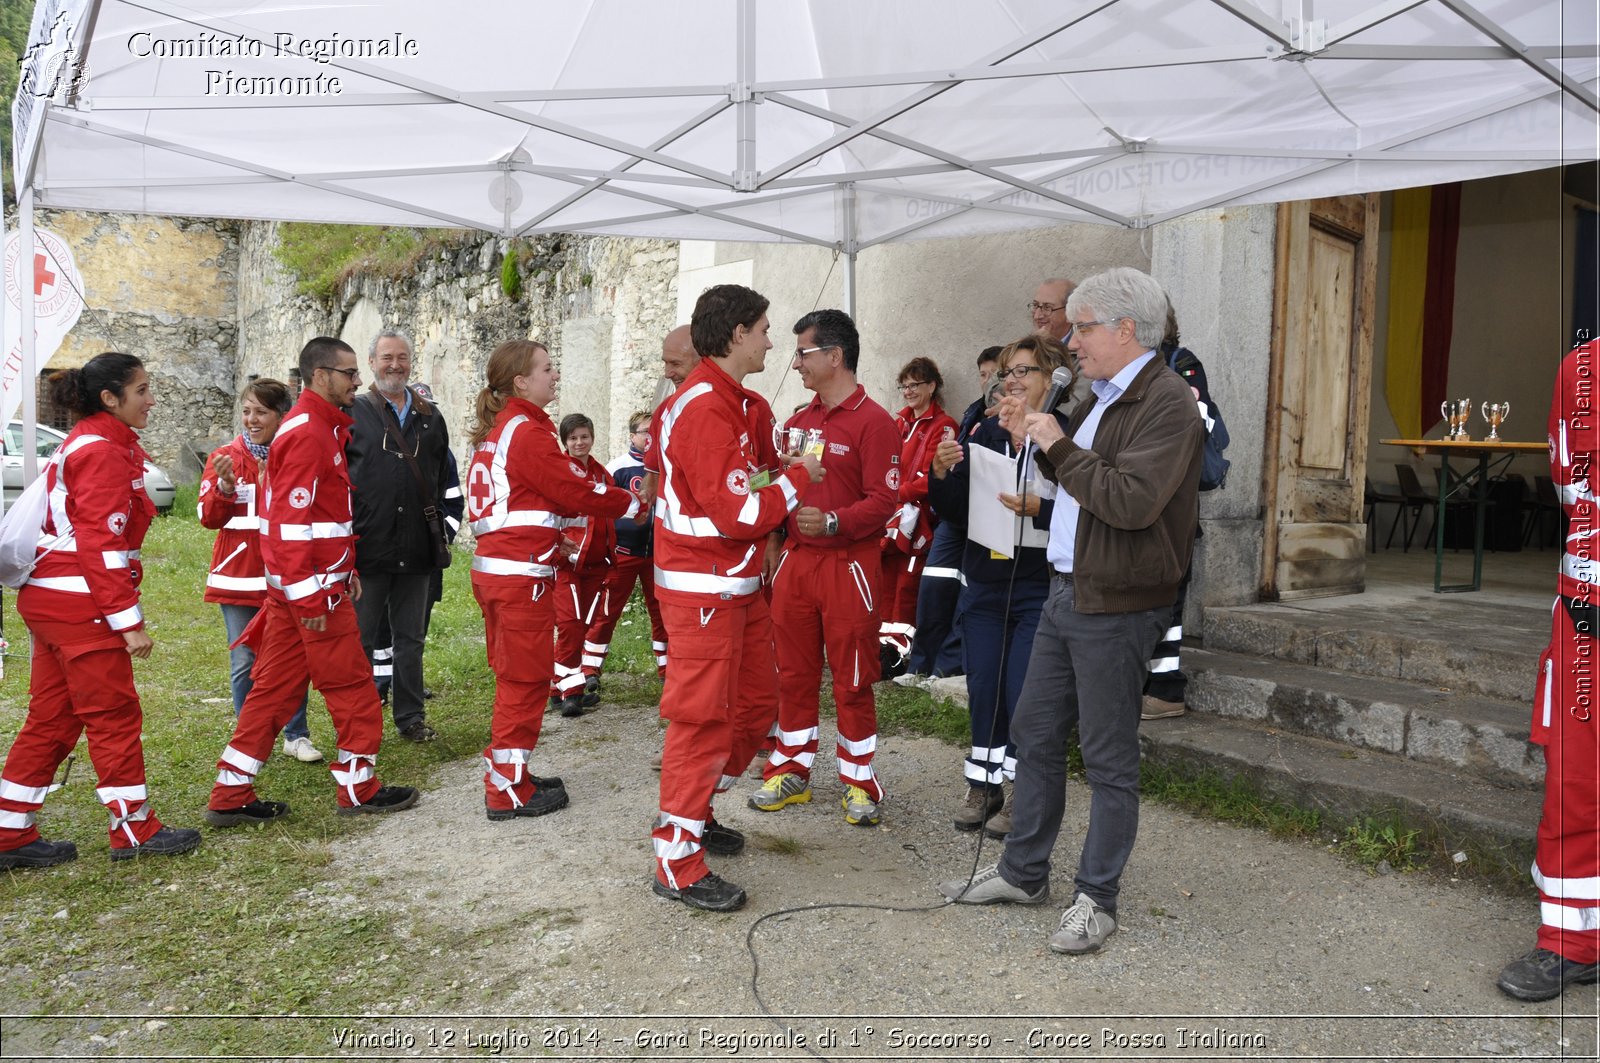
left=1481, top=401, right=1510, bottom=442
left=1440, top=397, right=1471, bottom=440
left=773, top=426, right=807, bottom=457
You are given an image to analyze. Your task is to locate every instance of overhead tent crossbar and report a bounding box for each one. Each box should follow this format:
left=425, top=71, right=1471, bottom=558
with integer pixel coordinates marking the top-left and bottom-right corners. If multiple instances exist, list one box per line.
left=14, top=0, right=1598, bottom=247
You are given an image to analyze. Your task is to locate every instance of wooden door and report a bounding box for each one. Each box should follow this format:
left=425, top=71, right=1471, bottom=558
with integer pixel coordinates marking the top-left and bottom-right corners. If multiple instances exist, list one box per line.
left=1261, top=194, right=1379, bottom=599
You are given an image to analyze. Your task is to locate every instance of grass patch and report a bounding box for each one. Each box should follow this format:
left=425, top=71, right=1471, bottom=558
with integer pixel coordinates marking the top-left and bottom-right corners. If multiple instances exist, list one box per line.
left=1139, top=759, right=1322, bottom=841
left=272, top=224, right=476, bottom=301
left=1335, top=814, right=1424, bottom=874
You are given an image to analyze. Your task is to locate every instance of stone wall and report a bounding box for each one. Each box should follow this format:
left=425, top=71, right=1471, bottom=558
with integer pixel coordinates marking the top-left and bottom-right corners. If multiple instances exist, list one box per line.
left=235, top=224, right=679, bottom=464
left=33, top=210, right=240, bottom=477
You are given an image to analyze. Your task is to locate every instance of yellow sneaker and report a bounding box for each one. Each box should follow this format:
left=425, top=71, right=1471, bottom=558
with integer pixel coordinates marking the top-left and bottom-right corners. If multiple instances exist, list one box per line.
left=747, top=772, right=812, bottom=812
left=842, top=785, right=880, bottom=826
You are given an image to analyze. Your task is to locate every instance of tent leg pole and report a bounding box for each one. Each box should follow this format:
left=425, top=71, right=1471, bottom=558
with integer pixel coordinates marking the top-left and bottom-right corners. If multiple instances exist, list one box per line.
left=19, top=186, right=38, bottom=484
left=845, top=250, right=857, bottom=320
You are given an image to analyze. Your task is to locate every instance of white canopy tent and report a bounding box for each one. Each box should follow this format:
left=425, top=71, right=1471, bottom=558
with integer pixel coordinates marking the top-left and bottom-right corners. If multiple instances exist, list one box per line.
left=7, top=0, right=1599, bottom=472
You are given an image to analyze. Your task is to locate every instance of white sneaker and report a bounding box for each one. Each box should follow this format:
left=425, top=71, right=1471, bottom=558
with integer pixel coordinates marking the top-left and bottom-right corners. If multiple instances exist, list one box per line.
left=282, top=736, right=324, bottom=763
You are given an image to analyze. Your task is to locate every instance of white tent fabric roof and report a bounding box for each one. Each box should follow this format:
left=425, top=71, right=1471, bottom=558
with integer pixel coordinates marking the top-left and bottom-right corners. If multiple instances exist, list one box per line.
left=13, top=0, right=1600, bottom=248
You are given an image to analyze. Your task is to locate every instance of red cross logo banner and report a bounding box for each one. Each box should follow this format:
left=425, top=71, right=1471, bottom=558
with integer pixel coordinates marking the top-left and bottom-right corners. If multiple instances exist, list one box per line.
left=2, top=227, right=86, bottom=430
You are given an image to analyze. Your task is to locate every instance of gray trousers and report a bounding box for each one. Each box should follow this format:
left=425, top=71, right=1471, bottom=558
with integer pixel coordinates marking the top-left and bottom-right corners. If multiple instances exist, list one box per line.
left=354, top=569, right=431, bottom=732
left=998, top=576, right=1167, bottom=911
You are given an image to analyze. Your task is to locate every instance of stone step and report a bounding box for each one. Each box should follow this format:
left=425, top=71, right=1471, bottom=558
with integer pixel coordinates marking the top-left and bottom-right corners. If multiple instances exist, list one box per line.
left=1203, top=599, right=1548, bottom=702
left=1185, top=646, right=1542, bottom=788
left=1137, top=713, right=1539, bottom=881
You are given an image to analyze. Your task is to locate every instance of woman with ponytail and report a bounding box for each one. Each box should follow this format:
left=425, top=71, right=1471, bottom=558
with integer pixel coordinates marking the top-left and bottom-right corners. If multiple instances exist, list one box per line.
left=465, top=340, right=641, bottom=820
left=0, top=353, right=200, bottom=868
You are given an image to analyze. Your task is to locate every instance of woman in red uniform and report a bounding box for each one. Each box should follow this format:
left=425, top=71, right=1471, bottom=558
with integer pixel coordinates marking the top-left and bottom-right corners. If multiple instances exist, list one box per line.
left=198, top=378, right=320, bottom=762
left=550, top=412, right=617, bottom=717
left=879, top=356, right=958, bottom=677
left=0, top=353, right=200, bottom=867
left=466, top=341, right=640, bottom=819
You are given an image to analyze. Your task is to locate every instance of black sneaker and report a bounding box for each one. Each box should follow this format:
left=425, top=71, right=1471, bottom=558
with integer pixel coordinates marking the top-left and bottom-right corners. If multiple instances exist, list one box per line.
left=204, top=799, right=290, bottom=828
left=422, top=687, right=436, bottom=700
left=702, top=817, right=745, bottom=856
left=338, top=785, right=419, bottom=816
left=531, top=774, right=565, bottom=790
left=399, top=722, right=438, bottom=742
left=0, top=837, right=78, bottom=869
left=485, top=785, right=570, bottom=820
left=110, top=826, right=201, bottom=861
left=581, top=675, right=601, bottom=708
left=558, top=696, right=585, bottom=718
left=652, top=872, right=747, bottom=912
left=1497, top=948, right=1600, bottom=1001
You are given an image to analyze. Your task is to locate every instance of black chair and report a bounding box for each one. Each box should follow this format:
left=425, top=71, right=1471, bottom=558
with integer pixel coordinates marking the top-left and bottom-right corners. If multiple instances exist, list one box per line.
left=1391, top=464, right=1438, bottom=551
left=1364, top=476, right=1405, bottom=553
left=1523, top=474, right=1563, bottom=549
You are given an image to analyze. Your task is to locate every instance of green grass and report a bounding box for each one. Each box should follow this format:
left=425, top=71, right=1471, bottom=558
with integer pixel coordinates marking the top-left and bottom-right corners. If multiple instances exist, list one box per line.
left=272, top=224, right=476, bottom=301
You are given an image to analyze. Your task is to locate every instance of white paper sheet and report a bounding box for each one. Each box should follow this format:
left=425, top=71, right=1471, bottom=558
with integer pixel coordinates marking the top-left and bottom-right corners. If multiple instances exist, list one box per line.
left=966, top=444, right=1050, bottom=559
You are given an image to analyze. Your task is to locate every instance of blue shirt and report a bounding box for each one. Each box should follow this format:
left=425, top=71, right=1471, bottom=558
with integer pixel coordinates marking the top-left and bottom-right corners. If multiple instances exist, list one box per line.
left=1047, top=350, right=1158, bottom=573
left=386, top=387, right=414, bottom=427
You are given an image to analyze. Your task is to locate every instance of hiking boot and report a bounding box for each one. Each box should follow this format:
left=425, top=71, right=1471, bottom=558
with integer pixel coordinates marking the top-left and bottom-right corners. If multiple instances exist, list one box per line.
left=983, top=780, right=1016, bottom=839
left=652, top=872, right=747, bottom=912
left=581, top=675, right=601, bottom=708
left=204, top=799, right=290, bottom=828
left=842, top=785, right=881, bottom=827
left=1497, top=948, right=1600, bottom=1002
left=1141, top=694, right=1186, bottom=720
left=531, top=774, right=565, bottom=791
left=338, top=785, right=419, bottom=816
left=953, top=784, right=1003, bottom=832
left=558, top=696, right=585, bottom=718
left=702, top=817, right=745, bottom=856
left=281, top=736, right=324, bottom=763
left=0, top=838, right=78, bottom=870
left=423, top=687, right=436, bottom=700
left=486, top=785, right=569, bottom=820
left=399, top=721, right=438, bottom=742
left=748, top=773, right=811, bottom=812
left=110, top=826, right=201, bottom=861
left=937, top=863, right=1049, bottom=905
left=1049, top=892, right=1118, bottom=954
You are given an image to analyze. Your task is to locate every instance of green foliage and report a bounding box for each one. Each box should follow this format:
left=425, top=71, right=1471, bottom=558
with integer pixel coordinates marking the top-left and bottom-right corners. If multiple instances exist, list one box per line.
left=1336, top=814, right=1424, bottom=873
left=499, top=245, right=521, bottom=300
left=271, top=224, right=471, bottom=301
left=1140, top=760, right=1323, bottom=840
left=1, top=0, right=38, bottom=204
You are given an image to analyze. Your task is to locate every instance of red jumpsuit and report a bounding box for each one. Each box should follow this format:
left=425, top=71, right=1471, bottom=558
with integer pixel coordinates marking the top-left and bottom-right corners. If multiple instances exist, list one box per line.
left=585, top=446, right=668, bottom=680
left=0, top=412, right=167, bottom=853
left=765, top=386, right=900, bottom=801
left=651, top=357, right=808, bottom=891
left=879, top=402, right=958, bottom=661
left=1531, top=338, right=1600, bottom=964
left=552, top=453, right=617, bottom=700
left=467, top=398, right=637, bottom=811
left=206, top=391, right=392, bottom=812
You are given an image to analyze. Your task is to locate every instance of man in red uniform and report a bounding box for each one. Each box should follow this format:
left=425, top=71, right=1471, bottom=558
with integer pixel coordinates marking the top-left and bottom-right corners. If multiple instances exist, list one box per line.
left=750, top=309, right=899, bottom=827
left=651, top=285, right=822, bottom=911
left=205, top=338, right=420, bottom=825
left=1498, top=337, right=1600, bottom=1001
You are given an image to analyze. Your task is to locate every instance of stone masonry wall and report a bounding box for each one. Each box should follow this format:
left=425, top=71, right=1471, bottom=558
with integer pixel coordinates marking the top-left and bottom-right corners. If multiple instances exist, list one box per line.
left=29, top=210, right=241, bottom=478
left=235, top=224, right=679, bottom=470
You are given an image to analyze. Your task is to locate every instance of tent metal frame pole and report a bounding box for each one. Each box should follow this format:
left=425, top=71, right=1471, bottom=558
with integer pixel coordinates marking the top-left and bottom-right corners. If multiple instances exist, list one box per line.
left=843, top=183, right=858, bottom=319
left=19, top=187, right=38, bottom=484
left=735, top=0, right=756, bottom=193
left=1435, top=0, right=1600, bottom=113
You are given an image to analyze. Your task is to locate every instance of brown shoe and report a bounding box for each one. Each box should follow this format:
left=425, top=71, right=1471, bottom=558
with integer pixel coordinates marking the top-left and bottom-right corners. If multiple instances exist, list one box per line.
left=1141, top=695, right=1186, bottom=720
left=983, top=779, right=1015, bottom=839
left=953, top=784, right=1002, bottom=832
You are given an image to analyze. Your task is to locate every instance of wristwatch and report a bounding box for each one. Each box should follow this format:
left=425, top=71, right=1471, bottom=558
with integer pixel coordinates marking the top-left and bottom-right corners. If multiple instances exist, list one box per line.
left=823, top=511, right=839, bottom=537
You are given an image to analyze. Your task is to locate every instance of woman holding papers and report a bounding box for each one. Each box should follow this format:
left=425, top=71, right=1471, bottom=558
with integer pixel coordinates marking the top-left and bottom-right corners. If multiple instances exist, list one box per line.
left=927, top=334, right=1073, bottom=840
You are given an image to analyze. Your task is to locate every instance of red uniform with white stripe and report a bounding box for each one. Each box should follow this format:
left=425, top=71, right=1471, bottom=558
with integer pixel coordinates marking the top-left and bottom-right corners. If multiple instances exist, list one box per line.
left=207, top=390, right=390, bottom=812
left=553, top=453, right=616, bottom=699
left=198, top=437, right=267, bottom=604
left=467, top=398, right=637, bottom=811
left=0, top=411, right=167, bottom=853
left=765, top=386, right=899, bottom=801
left=586, top=447, right=669, bottom=679
left=651, top=356, right=808, bottom=891
left=1531, top=338, right=1600, bottom=964
left=880, top=402, right=958, bottom=658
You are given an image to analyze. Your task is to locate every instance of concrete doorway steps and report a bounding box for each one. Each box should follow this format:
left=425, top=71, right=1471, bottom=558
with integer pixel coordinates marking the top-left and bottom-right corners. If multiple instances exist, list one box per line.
left=1150, top=547, right=1556, bottom=881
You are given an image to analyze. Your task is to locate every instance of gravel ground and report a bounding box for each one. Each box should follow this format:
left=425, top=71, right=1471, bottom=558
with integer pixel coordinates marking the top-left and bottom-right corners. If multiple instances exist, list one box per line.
left=333, top=696, right=1599, bottom=1062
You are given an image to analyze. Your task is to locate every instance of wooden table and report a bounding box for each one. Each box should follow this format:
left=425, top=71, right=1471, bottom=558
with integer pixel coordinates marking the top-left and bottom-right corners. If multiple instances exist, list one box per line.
left=1380, top=439, right=1548, bottom=592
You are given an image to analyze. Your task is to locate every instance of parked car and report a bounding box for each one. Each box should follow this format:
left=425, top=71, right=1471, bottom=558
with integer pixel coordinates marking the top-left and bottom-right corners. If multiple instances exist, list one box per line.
left=3, top=420, right=177, bottom=514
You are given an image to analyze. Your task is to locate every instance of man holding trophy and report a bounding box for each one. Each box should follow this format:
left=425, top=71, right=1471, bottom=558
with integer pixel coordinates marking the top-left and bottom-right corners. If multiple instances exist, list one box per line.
left=750, top=309, right=900, bottom=828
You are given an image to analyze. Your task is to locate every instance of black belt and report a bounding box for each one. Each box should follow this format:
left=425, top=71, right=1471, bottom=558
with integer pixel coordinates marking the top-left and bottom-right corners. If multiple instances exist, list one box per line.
left=1052, top=569, right=1074, bottom=584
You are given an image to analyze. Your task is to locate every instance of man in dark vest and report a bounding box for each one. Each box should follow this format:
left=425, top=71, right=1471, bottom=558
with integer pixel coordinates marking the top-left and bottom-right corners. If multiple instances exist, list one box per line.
left=347, top=328, right=454, bottom=742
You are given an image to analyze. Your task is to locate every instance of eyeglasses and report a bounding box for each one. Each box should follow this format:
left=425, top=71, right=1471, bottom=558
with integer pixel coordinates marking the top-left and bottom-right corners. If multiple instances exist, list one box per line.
left=1028, top=301, right=1065, bottom=314
left=318, top=365, right=360, bottom=380
left=899, top=380, right=931, bottom=391
left=997, top=365, right=1042, bottom=380
left=1070, top=319, right=1116, bottom=335
left=795, top=345, right=837, bottom=359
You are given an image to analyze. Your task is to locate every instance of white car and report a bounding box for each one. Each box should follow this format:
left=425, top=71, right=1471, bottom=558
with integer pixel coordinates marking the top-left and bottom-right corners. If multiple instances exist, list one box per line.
left=3, top=420, right=177, bottom=514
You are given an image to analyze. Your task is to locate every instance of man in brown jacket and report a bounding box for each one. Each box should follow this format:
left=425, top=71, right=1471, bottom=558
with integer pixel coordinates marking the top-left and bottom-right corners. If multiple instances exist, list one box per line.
left=939, top=266, right=1204, bottom=956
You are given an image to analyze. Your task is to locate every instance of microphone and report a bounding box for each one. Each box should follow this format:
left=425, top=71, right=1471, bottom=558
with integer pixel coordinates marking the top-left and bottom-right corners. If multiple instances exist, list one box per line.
left=1041, top=365, right=1075, bottom=411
